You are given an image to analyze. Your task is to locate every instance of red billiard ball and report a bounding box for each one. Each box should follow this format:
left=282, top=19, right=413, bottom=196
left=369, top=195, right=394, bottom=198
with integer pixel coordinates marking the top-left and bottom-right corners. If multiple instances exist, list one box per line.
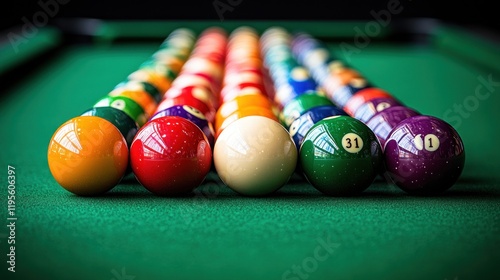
left=156, top=86, right=217, bottom=123
left=130, top=116, right=212, bottom=196
left=342, top=87, right=393, bottom=116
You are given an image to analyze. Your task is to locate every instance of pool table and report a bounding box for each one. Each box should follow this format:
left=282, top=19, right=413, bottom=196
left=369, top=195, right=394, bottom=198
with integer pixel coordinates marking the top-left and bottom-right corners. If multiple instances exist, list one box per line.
left=0, top=19, right=499, bottom=280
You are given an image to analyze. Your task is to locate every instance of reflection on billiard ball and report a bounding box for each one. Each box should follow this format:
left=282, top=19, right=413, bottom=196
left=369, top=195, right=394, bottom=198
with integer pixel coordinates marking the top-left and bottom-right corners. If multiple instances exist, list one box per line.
left=130, top=116, right=212, bottom=196
left=353, top=97, right=404, bottom=123
left=47, top=116, right=129, bottom=196
left=383, top=115, right=465, bottom=195
left=299, top=115, right=383, bottom=196
left=365, top=106, right=420, bottom=150
left=280, top=92, right=333, bottom=129
left=214, top=116, right=297, bottom=196
left=288, top=105, right=347, bottom=150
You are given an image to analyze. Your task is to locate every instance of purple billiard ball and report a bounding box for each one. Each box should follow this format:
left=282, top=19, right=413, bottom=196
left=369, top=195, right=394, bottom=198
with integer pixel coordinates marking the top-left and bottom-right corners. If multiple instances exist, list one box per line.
left=365, top=106, right=420, bottom=149
left=354, top=97, right=404, bottom=123
left=150, top=105, right=215, bottom=147
left=383, top=115, right=465, bottom=195
left=288, top=105, right=347, bottom=150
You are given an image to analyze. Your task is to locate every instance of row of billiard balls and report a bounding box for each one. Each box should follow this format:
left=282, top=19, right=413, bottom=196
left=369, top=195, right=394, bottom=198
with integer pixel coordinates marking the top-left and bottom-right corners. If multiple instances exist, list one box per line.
left=47, top=28, right=198, bottom=196
left=286, top=29, right=466, bottom=195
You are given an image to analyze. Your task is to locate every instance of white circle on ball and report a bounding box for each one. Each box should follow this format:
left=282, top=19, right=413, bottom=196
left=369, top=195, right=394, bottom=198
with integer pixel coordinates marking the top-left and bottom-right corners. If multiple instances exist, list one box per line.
left=341, top=133, right=364, bottom=153
left=424, top=134, right=440, bottom=152
left=376, top=102, right=391, bottom=112
left=290, top=67, right=309, bottom=81
left=111, top=100, right=126, bottom=110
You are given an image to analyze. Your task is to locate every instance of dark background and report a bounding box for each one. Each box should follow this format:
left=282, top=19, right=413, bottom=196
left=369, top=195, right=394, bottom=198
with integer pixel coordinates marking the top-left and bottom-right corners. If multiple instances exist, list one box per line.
left=1, top=0, right=499, bottom=34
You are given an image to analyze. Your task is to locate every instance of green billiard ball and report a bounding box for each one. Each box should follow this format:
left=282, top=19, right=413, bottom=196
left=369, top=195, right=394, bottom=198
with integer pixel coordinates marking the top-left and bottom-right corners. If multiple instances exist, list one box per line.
left=93, top=95, right=148, bottom=127
left=279, top=92, right=333, bottom=129
left=299, top=115, right=383, bottom=196
left=81, top=106, right=139, bottom=148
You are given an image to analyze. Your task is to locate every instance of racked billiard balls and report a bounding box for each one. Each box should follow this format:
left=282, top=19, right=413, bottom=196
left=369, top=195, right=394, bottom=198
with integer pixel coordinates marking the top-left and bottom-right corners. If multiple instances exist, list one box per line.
left=300, top=115, right=383, bottom=196
left=47, top=116, right=129, bottom=196
left=214, top=116, right=297, bottom=196
left=130, top=116, right=212, bottom=196
left=384, top=115, right=465, bottom=195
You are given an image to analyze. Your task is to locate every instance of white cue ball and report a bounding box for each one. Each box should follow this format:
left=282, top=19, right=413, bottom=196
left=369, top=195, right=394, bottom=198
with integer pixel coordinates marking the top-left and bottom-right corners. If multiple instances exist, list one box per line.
left=214, top=116, right=297, bottom=196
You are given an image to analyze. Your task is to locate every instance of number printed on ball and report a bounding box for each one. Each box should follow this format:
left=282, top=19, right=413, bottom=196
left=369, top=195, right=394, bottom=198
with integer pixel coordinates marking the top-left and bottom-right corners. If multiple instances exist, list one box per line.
left=342, top=133, right=363, bottom=153
left=424, top=134, right=440, bottom=151
left=414, top=133, right=440, bottom=152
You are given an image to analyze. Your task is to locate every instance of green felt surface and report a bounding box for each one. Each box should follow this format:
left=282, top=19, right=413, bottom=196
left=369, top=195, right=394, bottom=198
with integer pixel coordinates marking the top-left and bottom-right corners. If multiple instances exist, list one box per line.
left=1, top=21, right=500, bottom=280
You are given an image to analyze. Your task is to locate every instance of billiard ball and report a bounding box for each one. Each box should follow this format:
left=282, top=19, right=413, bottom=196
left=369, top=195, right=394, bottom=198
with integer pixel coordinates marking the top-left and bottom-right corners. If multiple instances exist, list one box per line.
left=220, top=82, right=269, bottom=103
left=215, top=106, right=278, bottom=140
left=342, top=87, right=393, bottom=116
left=280, top=92, right=334, bottom=129
left=47, top=116, right=129, bottom=196
left=108, top=87, right=157, bottom=118
left=214, top=116, right=297, bottom=196
left=114, top=80, right=161, bottom=103
left=353, top=97, right=404, bottom=123
left=287, top=66, right=319, bottom=95
left=288, top=105, right=347, bottom=150
left=383, top=115, right=465, bottom=195
left=365, top=106, right=420, bottom=149
left=327, top=77, right=371, bottom=108
left=150, top=105, right=215, bottom=147
left=299, top=115, right=383, bottom=196
left=128, top=69, right=172, bottom=94
left=155, top=87, right=217, bottom=124
left=215, top=91, right=275, bottom=130
left=139, top=59, right=179, bottom=86
left=93, top=95, right=148, bottom=127
left=81, top=106, right=139, bottom=147
left=130, top=116, right=212, bottom=196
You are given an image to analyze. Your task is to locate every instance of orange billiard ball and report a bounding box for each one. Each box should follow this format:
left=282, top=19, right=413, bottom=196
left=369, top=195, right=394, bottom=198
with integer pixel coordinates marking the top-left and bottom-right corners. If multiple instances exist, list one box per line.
left=47, top=116, right=129, bottom=196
